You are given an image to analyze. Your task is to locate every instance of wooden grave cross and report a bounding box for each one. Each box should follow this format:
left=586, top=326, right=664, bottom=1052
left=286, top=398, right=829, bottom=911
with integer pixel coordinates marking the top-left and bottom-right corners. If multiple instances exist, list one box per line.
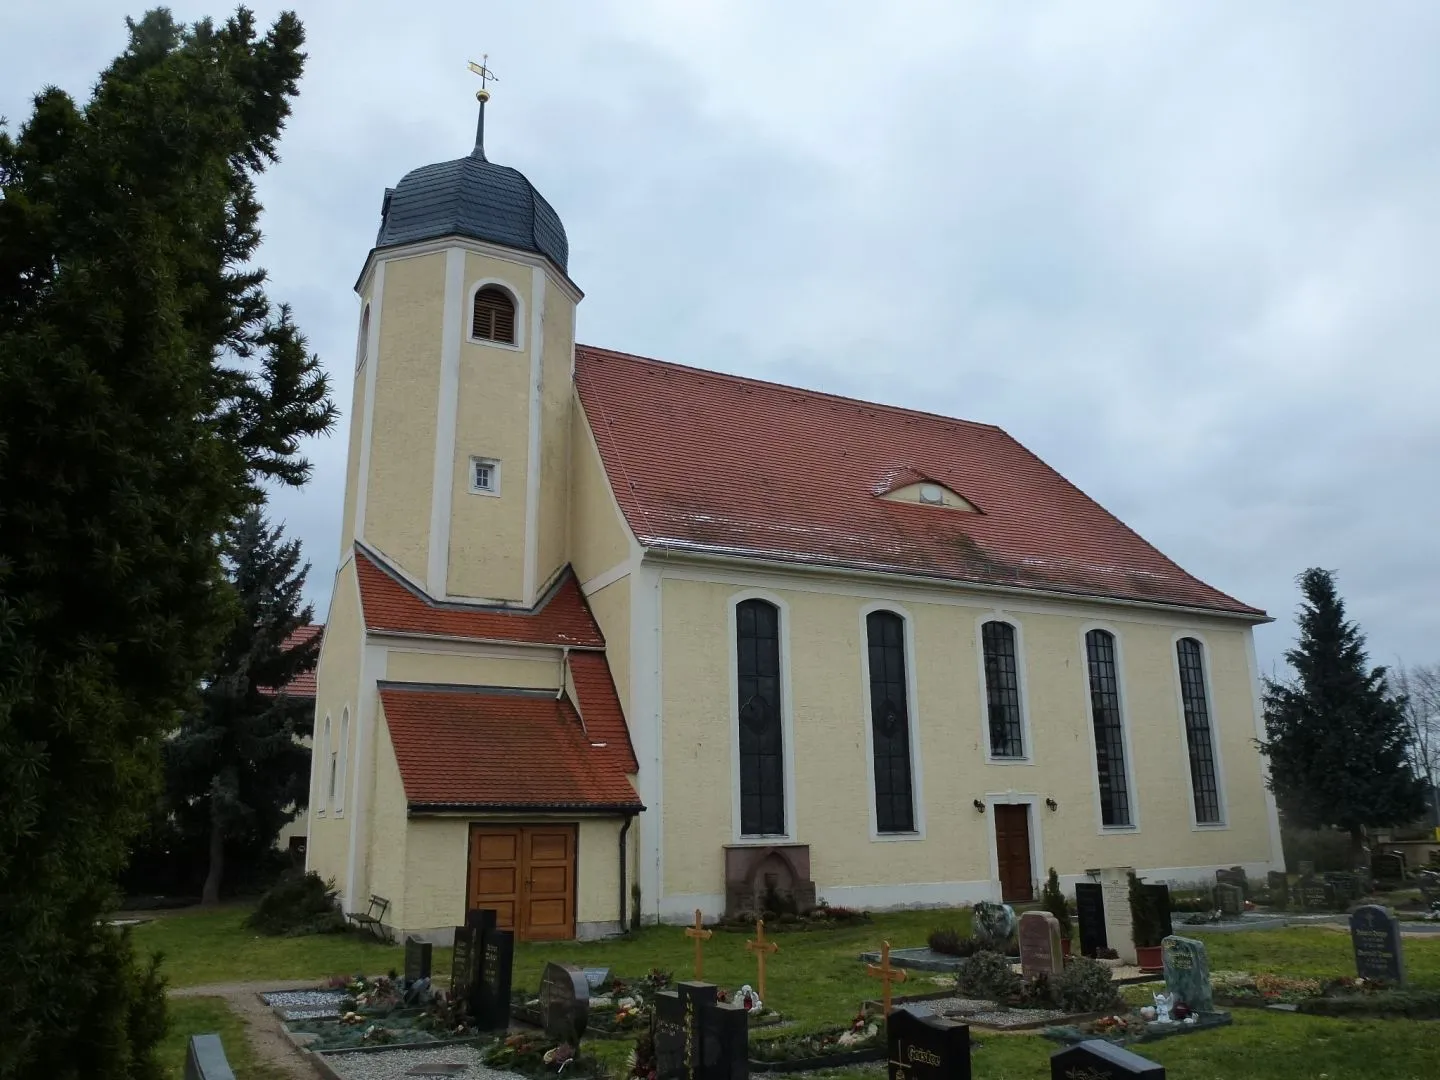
left=745, top=918, right=780, bottom=1001
left=866, top=940, right=908, bottom=1023
left=683, top=908, right=713, bottom=979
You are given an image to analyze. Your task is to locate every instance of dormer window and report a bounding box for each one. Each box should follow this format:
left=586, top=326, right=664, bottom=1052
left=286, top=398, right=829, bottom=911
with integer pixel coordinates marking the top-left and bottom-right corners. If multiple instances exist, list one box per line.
left=471, top=284, right=516, bottom=344
left=919, top=484, right=945, bottom=505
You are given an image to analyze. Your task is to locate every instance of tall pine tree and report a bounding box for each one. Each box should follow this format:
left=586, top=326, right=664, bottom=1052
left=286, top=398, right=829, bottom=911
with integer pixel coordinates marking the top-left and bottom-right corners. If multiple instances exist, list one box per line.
left=0, top=9, right=334, bottom=1077
left=167, top=510, right=320, bottom=904
left=1261, top=568, right=1425, bottom=865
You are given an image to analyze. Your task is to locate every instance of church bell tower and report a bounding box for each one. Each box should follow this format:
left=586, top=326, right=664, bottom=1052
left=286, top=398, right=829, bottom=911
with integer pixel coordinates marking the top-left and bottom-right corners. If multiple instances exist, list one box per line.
left=341, top=61, right=580, bottom=606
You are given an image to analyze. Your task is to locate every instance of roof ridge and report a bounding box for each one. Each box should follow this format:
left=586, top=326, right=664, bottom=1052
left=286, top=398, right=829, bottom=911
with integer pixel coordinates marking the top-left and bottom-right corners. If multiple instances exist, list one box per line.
left=575, top=344, right=1005, bottom=435
left=378, top=681, right=558, bottom=698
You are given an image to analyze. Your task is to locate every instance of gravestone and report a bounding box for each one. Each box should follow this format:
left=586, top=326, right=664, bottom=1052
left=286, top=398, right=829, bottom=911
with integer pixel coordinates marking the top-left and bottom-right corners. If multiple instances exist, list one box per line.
left=184, top=1033, right=236, bottom=1080
left=1298, top=875, right=1330, bottom=911
left=540, top=962, right=591, bottom=1043
left=466, top=907, right=498, bottom=934
left=1371, top=853, right=1405, bottom=886
left=700, top=1000, right=749, bottom=1080
left=449, top=925, right=477, bottom=1003
left=1214, top=883, right=1244, bottom=917
left=1297, top=860, right=1315, bottom=877
left=653, top=991, right=688, bottom=1080
left=1018, top=911, right=1064, bottom=977
left=1267, top=871, right=1289, bottom=908
left=971, top=901, right=1017, bottom=953
left=583, top=967, right=612, bottom=992
left=1161, top=935, right=1213, bottom=1014
left=1075, top=882, right=1107, bottom=958
left=1050, top=1040, right=1165, bottom=1079
left=1141, top=883, right=1173, bottom=939
left=404, top=937, right=433, bottom=983
left=473, top=928, right=514, bottom=1031
left=1215, top=867, right=1248, bottom=898
left=1350, top=905, right=1405, bottom=985
left=1326, top=872, right=1361, bottom=909
left=1098, top=868, right=1136, bottom=964
left=653, top=982, right=720, bottom=1080
left=888, top=1006, right=970, bottom=1080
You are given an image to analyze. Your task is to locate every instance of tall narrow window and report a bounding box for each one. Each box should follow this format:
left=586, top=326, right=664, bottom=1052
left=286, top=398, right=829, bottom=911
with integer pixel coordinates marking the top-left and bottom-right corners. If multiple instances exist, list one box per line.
left=355, top=304, right=370, bottom=369
left=981, top=620, right=1025, bottom=758
left=1085, top=629, right=1132, bottom=827
left=867, top=611, right=915, bottom=833
left=320, top=715, right=332, bottom=813
left=736, top=599, right=785, bottom=835
left=1176, top=638, right=1223, bottom=824
left=336, top=709, right=350, bottom=815
left=471, top=285, right=516, bottom=344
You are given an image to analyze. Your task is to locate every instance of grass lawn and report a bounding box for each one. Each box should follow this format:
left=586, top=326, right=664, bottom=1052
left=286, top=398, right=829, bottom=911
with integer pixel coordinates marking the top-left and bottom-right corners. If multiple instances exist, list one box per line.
left=140, top=907, right=1440, bottom=1079
left=162, top=998, right=291, bottom=1080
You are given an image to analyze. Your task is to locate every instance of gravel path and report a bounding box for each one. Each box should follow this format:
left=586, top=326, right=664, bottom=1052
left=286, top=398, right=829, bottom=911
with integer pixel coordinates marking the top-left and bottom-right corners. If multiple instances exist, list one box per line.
left=169, top=981, right=326, bottom=1080
left=319, top=1045, right=524, bottom=1080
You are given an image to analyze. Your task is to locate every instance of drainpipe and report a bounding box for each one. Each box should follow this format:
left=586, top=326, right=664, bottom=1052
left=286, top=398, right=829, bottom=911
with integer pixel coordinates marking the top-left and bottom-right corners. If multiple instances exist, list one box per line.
left=618, top=814, right=634, bottom=933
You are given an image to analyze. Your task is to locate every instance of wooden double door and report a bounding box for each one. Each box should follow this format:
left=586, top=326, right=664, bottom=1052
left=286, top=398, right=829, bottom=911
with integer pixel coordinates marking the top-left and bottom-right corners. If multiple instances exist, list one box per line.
left=993, top=804, right=1035, bottom=902
left=467, top=824, right=577, bottom=941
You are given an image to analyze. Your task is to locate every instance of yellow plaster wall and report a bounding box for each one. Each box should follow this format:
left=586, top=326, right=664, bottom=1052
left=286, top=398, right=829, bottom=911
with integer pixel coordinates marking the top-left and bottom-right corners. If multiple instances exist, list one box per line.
left=306, top=558, right=362, bottom=888
left=578, top=818, right=623, bottom=923
left=446, top=254, right=536, bottom=602
left=534, top=279, right=576, bottom=598
left=384, top=649, right=563, bottom=689
left=659, top=575, right=1274, bottom=899
left=584, top=578, right=631, bottom=717
left=368, top=706, right=409, bottom=926
left=339, top=299, right=370, bottom=558
left=365, top=254, right=445, bottom=582
left=569, top=405, right=633, bottom=585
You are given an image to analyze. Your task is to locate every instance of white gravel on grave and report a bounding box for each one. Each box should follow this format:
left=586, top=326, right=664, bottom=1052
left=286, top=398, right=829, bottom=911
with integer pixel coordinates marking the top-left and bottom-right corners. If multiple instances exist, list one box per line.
left=320, top=1045, right=525, bottom=1080
left=262, top=989, right=348, bottom=1008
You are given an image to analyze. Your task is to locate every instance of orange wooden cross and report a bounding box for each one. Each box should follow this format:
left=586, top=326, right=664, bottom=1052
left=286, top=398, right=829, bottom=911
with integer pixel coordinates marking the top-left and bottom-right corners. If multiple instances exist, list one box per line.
left=745, top=918, right=780, bottom=1000
left=683, top=908, right=713, bottom=979
left=866, top=940, right=908, bottom=1022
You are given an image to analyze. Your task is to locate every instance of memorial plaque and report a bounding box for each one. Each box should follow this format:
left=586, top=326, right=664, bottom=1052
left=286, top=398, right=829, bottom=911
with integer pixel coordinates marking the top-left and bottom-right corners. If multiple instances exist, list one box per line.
left=1161, top=935, right=1212, bottom=1014
left=1018, top=911, right=1064, bottom=977
left=473, top=928, right=514, bottom=1031
left=404, top=937, right=433, bottom=983
left=888, top=1006, right=970, bottom=1080
left=1350, top=905, right=1405, bottom=985
left=449, top=925, right=476, bottom=1003
left=1075, top=882, right=1108, bottom=958
left=1142, top=883, right=1173, bottom=939
left=653, top=991, right=687, bottom=1080
left=1050, top=1039, right=1165, bottom=1079
left=540, top=962, right=591, bottom=1043
left=700, top=999, right=747, bottom=1080
left=1214, top=883, right=1243, bottom=917
left=1098, top=868, right=1136, bottom=963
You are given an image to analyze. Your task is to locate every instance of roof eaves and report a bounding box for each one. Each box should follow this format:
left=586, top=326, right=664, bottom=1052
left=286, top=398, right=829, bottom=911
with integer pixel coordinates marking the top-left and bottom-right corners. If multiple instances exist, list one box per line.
left=407, top=801, right=646, bottom=815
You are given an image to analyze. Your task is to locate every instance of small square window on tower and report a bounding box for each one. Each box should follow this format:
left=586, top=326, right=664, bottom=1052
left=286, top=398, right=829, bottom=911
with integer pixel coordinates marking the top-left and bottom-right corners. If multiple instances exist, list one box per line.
left=469, top=456, right=501, bottom=496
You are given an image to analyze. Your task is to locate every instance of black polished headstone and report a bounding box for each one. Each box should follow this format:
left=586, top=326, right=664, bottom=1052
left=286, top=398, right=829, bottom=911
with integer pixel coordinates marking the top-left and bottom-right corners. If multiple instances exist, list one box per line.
left=1298, top=876, right=1330, bottom=911
left=653, top=991, right=687, bottom=1080
left=887, top=1007, right=970, bottom=1080
left=473, top=928, right=515, bottom=1031
left=1051, top=1040, right=1165, bottom=1079
left=1371, top=853, right=1405, bottom=884
left=1141, top=883, right=1173, bottom=939
left=466, top=907, right=498, bottom=934
left=1350, top=904, right=1405, bottom=985
left=699, top=1000, right=748, bottom=1080
left=404, top=937, right=433, bottom=983
left=540, top=962, right=591, bottom=1044
left=1075, top=883, right=1107, bottom=958
left=449, top=926, right=477, bottom=1003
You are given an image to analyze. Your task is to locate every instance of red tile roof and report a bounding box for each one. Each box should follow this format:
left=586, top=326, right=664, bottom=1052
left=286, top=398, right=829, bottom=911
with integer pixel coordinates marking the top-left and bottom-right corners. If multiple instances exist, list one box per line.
left=354, top=545, right=605, bottom=645
left=568, top=651, right=640, bottom=773
left=575, top=346, right=1264, bottom=617
left=380, top=683, right=643, bottom=811
left=260, top=624, right=322, bottom=698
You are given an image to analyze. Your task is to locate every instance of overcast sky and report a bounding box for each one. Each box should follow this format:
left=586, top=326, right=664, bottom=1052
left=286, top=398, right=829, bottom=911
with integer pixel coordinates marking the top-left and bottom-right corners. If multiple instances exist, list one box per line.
left=4, top=1, right=1437, bottom=680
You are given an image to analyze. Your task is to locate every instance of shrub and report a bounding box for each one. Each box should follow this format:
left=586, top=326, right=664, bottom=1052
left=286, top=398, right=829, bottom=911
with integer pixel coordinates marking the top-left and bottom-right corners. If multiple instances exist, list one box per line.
left=1017, top=972, right=1055, bottom=1007
left=1297, top=988, right=1440, bottom=1019
left=1042, top=868, right=1072, bottom=942
left=1128, top=872, right=1165, bottom=948
left=246, top=871, right=349, bottom=936
left=1055, top=957, right=1122, bottom=1013
left=927, top=928, right=982, bottom=957
left=955, top=949, right=1020, bottom=1002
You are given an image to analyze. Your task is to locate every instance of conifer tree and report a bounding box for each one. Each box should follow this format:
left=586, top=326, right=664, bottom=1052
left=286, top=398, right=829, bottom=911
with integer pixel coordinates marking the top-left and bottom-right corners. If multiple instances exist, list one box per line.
left=167, top=510, right=320, bottom=904
left=0, top=9, right=334, bottom=1076
left=1261, top=568, right=1426, bottom=866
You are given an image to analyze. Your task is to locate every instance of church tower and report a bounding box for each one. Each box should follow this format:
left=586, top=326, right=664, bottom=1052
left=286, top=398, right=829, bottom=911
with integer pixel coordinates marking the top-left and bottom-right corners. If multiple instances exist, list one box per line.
left=342, top=67, right=579, bottom=606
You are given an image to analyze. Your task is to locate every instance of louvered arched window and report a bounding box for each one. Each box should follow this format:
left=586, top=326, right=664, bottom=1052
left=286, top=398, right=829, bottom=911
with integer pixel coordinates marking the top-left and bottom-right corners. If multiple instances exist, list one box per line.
left=471, top=284, right=517, bottom=344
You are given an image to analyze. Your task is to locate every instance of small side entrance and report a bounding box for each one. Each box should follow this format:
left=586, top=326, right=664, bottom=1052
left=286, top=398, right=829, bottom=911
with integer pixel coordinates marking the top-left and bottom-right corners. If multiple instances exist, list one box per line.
left=467, top=824, right=577, bottom=941
left=993, top=804, right=1035, bottom=902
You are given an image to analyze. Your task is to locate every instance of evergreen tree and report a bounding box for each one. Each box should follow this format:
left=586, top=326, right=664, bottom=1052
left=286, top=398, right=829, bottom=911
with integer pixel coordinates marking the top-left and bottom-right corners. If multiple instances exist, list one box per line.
left=167, top=510, right=320, bottom=904
left=0, top=9, right=334, bottom=1077
left=1260, top=568, right=1426, bottom=865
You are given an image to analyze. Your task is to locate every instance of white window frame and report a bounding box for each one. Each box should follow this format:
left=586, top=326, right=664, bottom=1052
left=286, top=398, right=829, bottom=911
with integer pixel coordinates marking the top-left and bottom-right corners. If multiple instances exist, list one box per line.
left=317, top=714, right=331, bottom=815
left=1171, top=631, right=1230, bottom=830
left=1079, top=623, right=1141, bottom=834
left=465, top=278, right=525, bottom=351
left=858, top=601, right=927, bottom=842
left=468, top=456, right=502, bottom=497
left=727, top=589, right=798, bottom=844
left=975, top=612, right=1034, bottom=765
left=335, top=708, right=350, bottom=817
left=355, top=303, right=370, bottom=370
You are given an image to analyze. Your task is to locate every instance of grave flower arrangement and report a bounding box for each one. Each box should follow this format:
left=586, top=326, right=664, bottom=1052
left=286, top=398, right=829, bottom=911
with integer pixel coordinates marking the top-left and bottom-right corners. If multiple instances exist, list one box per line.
left=485, top=1033, right=602, bottom=1078
left=749, top=1020, right=884, bottom=1063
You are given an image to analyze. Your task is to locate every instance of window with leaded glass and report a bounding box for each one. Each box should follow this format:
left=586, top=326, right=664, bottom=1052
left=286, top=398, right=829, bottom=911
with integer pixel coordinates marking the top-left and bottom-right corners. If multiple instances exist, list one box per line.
left=981, top=620, right=1025, bottom=758
left=867, top=610, right=915, bottom=833
left=1085, top=629, right=1132, bottom=827
left=736, top=599, right=785, bottom=836
left=1176, top=637, right=1223, bottom=824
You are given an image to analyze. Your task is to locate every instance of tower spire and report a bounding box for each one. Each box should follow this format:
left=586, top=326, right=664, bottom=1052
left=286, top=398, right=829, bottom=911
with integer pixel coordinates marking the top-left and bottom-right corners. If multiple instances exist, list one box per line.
left=467, top=56, right=498, bottom=160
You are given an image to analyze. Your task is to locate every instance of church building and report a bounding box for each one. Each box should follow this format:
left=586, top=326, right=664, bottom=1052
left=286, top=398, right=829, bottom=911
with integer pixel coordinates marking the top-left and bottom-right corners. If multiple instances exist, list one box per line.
left=305, top=85, right=1282, bottom=943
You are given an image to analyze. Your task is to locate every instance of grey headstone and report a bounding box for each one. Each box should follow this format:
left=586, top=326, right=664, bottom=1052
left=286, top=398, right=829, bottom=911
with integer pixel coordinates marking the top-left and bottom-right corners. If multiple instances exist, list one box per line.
left=1098, top=867, right=1136, bottom=964
left=184, top=1034, right=236, bottom=1080
left=971, top=901, right=1016, bottom=953
left=1018, top=910, right=1063, bottom=977
left=1350, top=905, right=1405, bottom=985
left=1075, top=882, right=1107, bottom=957
left=583, top=967, right=612, bottom=991
left=888, top=1006, right=971, bottom=1080
left=1161, top=935, right=1213, bottom=1014
left=1214, top=882, right=1244, bottom=916
left=540, top=962, right=590, bottom=1043
left=1051, top=1040, right=1165, bottom=1079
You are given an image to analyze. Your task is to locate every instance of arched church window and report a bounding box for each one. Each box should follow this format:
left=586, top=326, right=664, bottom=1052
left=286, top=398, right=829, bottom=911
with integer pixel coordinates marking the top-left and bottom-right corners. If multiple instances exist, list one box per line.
left=866, top=610, right=915, bottom=833
left=736, top=599, right=785, bottom=836
left=1176, top=637, right=1223, bottom=824
left=1085, top=629, right=1132, bottom=827
left=471, top=284, right=517, bottom=344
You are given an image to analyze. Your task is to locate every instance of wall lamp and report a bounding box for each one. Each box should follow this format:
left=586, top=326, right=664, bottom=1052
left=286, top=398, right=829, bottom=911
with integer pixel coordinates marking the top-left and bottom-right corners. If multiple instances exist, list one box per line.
left=973, top=799, right=986, bottom=812
left=1046, top=798, right=1059, bottom=812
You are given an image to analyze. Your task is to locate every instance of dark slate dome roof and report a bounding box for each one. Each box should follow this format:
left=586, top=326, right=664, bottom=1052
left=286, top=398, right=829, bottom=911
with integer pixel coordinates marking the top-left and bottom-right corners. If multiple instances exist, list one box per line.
left=375, top=147, right=568, bottom=271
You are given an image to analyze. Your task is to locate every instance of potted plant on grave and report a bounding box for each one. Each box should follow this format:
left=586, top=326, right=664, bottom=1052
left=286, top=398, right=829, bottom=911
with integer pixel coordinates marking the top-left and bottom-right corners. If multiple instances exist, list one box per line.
left=1128, top=871, right=1165, bottom=972
left=1042, top=868, right=1073, bottom=958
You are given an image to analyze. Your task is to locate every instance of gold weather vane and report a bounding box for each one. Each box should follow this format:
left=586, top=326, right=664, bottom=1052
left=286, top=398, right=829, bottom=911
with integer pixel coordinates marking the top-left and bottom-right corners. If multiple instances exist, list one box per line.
left=468, top=55, right=498, bottom=102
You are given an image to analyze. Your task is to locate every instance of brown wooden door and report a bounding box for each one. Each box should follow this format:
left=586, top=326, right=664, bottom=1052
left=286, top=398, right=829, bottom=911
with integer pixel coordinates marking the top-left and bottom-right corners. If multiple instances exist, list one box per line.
left=993, top=804, right=1034, bottom=902
left=466, top=824, right=576, bottom=941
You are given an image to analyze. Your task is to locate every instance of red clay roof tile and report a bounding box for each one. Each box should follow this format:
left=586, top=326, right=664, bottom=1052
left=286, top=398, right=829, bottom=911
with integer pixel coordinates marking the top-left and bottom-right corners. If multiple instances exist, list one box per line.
left=574, top=346, right=1264, bottom=617
left=259, top=624, right=322, bottom=698
left=380, top=683, right=642, bottom=811
left=568, top=651, right=639, bottom=774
